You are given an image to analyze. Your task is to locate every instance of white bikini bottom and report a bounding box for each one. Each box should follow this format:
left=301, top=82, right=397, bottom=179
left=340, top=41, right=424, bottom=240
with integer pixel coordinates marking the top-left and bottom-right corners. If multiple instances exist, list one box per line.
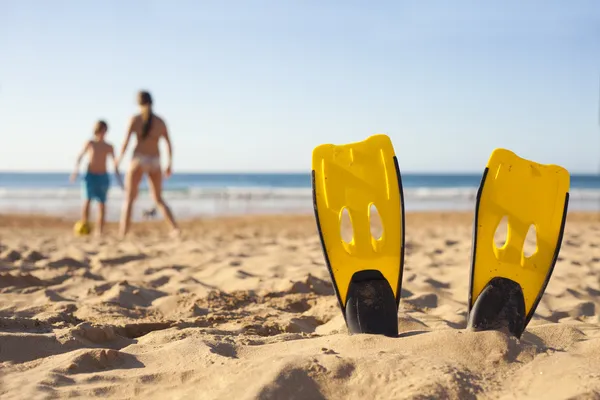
left=133, top=154, right=161, bottom=172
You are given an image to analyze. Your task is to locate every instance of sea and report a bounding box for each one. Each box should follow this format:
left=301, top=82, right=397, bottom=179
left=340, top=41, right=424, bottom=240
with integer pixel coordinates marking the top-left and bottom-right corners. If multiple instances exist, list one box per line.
left=1, top=172, right=599, bottom=221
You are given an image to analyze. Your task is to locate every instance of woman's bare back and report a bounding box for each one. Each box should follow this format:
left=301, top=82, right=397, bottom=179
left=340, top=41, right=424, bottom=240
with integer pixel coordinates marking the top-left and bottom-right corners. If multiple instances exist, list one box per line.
left=131, top=114, right=167, bottom=157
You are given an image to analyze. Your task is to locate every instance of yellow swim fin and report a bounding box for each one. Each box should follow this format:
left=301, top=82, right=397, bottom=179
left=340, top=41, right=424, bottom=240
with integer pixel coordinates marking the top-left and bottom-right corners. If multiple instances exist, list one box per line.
left=312, top=134, right=405, bottom=336
left=467, top=148, right=570, bottom=338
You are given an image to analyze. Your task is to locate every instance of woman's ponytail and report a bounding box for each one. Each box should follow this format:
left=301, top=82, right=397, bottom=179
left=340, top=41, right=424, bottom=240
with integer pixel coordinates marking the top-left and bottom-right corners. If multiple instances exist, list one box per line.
left=138, top=91, right=153, bottom=140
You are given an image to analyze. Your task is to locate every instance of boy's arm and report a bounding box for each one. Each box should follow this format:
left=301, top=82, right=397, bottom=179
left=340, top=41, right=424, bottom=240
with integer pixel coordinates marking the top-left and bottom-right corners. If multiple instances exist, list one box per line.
left=109, top=145, right=124, bottom=189
left=70, top=141, right=91, bottom=182
left=116, top=117, right=136, bottom=166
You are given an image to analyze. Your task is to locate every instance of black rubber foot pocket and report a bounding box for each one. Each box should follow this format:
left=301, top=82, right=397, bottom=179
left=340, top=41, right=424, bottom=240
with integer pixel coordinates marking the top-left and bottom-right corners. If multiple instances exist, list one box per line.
left=467, top=277, right=527, bottom=338
left=345, top=270, right=399, bottom=337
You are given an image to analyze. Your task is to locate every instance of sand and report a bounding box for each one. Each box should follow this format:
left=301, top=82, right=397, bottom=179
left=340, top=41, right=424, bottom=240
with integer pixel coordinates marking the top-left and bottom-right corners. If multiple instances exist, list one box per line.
left=1, top=211, right=600, bottom=399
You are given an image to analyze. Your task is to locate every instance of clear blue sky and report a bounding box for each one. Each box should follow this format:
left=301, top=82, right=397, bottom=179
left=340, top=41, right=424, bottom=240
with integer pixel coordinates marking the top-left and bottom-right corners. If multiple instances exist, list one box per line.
left=1, top=1, right=599, bottom=173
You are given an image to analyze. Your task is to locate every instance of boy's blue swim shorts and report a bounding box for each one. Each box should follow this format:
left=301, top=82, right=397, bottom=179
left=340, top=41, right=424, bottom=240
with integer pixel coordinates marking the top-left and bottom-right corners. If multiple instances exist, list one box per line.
left=83, top=172, right=110, bottom=203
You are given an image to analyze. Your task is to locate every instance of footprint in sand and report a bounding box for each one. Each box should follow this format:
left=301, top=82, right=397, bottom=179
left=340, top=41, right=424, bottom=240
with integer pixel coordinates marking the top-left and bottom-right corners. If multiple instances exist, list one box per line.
left=1, top=249, right=22, bottom=262
left=0, top=272, right=49, bottom=289
left=429, top=248, right=445, bottom=256
left=574, top=302, right=596, bottom=317
left=565, top=239, right=582, bottom=248
left=0, top=316, right=53, bottom=333
left=550, top=301, right=596, bottom=321
left=99, top=254, right=147, bottom=267
left=284, top=316, right=323, bottom=334
left=405, top=241, right=419, bottom=255
left=286, top=275, right=334, bottom=296
left=23, top=250, right=46, bottom=263
left=424, top=277, right=451, bottom=289
left=89, top=281, right=167, bottom=309
left=586, top=286, right=600, bottom=297
left=117, top=322, right=172, bottom=339
left=236, top=270, right=255, bottom=279
left=207, top=341, right=238, bottom=358
left=63, top=349, right=142, bottom=374
left=71, top=322, right=117, bottom=343
left=404, top=293, right=439, bottom=309
left=143, top=265, right=186, bottom=275
left=251, top=364, right=327, bottom=400
left=149, top=275, right=171, bottom=288
left=44, top=289, right=72, bottom=302
left=46, top=257, right=88, bottom=269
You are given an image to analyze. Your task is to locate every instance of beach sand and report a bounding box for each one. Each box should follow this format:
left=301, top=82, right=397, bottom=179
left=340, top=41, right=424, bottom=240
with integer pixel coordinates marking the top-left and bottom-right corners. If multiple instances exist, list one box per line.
left=1, top=211, right=600, bottom=399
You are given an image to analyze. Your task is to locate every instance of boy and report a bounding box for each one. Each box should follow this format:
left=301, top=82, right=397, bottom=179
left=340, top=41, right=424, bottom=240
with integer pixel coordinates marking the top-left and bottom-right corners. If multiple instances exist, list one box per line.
left=70, top=120, right=123, bottom=235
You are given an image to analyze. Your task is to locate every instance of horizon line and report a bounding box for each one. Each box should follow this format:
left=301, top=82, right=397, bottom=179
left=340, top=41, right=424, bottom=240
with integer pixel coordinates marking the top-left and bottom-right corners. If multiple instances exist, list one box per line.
left=1, top=169, right=599, bottom=176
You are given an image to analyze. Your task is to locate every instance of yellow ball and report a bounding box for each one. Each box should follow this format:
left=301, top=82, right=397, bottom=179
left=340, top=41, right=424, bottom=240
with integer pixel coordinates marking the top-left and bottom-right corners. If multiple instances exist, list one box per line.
left=73, top=221, right=92, bottom=236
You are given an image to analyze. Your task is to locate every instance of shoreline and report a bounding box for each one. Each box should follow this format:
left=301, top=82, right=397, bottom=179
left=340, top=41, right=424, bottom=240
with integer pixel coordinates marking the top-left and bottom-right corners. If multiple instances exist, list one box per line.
left=1, top=209, right=597, bottom=230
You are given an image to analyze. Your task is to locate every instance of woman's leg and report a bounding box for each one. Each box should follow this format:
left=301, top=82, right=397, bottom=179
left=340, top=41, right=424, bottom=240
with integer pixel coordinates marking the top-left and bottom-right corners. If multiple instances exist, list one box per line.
left=119, top=163, right=144, bottom=237
left=147, top=168, right=179, bottom=233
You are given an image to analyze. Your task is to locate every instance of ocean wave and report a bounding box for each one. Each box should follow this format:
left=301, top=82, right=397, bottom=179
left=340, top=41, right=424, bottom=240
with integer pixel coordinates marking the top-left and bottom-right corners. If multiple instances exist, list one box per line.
left=0, top=186, right=599, bottom=202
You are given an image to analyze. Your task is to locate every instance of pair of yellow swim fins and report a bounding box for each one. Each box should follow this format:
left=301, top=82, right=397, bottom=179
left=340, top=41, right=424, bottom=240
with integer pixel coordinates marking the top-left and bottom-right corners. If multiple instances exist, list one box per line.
left=312, top=134, right=570, bottom=338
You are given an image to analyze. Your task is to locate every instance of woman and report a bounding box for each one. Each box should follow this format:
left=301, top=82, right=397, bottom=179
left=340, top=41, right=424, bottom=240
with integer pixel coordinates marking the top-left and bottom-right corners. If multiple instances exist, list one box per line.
left=116, top=90, right=179, bottom=237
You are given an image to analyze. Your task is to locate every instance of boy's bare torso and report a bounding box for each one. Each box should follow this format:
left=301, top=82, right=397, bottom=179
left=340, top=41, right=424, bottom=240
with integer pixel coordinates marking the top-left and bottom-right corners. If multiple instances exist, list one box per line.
left=87, top=140, right=114, bottom=174
left=131, top=114, right=167, bottom=157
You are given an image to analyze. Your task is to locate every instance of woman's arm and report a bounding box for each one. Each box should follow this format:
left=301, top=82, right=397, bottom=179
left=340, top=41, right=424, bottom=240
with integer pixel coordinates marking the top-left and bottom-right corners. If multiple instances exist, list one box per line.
left=162, top=121, right=173, bottom=178
left=109, top=145, right=124, bottom=189
left=116, top=117, right=136, bottom=166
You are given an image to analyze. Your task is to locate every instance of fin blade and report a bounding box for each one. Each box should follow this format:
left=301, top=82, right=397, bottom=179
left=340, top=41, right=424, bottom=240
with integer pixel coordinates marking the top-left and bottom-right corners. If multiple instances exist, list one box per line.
left=468, top=149, right=570, bottom=335
left=312, top=134, right=405, bottom=333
